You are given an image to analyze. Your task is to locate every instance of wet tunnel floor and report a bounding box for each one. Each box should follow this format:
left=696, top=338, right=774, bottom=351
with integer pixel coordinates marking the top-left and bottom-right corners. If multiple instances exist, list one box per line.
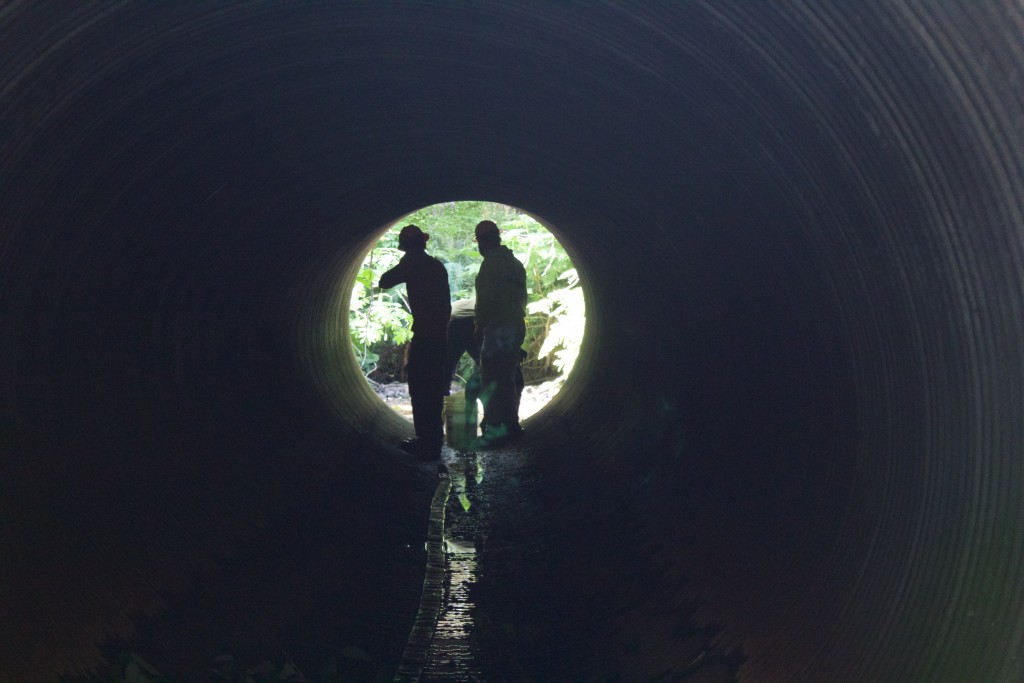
left=397, top=444, right=742, bottom=683
left=395, top=445, right=550, bottom=682
left=69, top=440, right=741, bottom=682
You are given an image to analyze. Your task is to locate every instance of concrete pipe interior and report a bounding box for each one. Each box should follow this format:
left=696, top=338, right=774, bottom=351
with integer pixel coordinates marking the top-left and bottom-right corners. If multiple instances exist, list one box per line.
left=2, top=3, right=1022, bottom=681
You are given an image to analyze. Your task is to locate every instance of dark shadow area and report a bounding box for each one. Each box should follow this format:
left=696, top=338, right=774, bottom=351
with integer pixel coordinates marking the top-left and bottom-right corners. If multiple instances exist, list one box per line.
left=1, top=3, right=1023, bottom=681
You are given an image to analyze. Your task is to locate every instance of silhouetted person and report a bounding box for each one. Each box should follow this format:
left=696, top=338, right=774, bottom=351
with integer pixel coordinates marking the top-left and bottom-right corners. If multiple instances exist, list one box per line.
left=472, top=220, right=527, bottom=446
left=379, top=224, right=451, bottom=458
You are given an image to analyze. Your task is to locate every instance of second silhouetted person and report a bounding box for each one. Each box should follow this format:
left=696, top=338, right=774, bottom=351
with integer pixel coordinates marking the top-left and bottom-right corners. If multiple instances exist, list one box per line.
left=473, top=220, right=527, bottom=447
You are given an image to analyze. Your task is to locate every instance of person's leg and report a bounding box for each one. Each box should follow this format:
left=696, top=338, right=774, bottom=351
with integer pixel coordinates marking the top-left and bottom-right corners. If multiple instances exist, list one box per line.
left=407, top=338, right=446, bottom=443
left=442, top=319, right=472, bottom=394
left=407, top=340, right=428, bottom=438
left=479, top=326, right=522, bottom=429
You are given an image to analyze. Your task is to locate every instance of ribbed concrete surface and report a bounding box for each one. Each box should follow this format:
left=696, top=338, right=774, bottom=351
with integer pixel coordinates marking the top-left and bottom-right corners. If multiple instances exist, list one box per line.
left=2, top=3, right=1023, bottom=681
left=395, top=466, right=452, bottom=682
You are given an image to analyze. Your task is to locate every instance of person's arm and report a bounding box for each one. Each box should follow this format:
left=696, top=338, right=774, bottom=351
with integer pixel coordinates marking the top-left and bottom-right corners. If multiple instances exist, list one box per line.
left=378, top=257, right=407, bottom=289
left=514, top=258, right=528, bottom=311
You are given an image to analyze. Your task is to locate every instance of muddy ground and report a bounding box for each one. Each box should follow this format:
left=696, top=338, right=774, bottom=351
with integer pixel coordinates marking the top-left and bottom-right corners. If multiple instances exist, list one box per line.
left=370, top=377, right=565, bottom=424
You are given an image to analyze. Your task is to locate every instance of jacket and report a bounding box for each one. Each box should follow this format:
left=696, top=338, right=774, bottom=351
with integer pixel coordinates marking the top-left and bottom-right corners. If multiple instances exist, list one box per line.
left=474, top=244, right=527, bottom=333
left=379, top=249, right=451, bottom=340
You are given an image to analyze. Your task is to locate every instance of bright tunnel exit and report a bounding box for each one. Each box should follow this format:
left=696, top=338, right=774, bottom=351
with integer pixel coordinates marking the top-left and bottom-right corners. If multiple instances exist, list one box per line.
left=348, top=201, right=586, bottom=428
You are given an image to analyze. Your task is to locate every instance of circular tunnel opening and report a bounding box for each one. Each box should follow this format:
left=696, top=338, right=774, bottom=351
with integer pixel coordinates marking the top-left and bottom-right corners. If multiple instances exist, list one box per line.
left=346, top=200, right=587, bottom=431
left=2, top=2, right=1023, bottom=681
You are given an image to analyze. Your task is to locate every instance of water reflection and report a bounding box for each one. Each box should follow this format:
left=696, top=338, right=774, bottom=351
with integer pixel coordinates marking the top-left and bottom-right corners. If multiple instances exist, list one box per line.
left=423, top=455, right=483, bottom=680
left=450, top=454, right=483, bottom=513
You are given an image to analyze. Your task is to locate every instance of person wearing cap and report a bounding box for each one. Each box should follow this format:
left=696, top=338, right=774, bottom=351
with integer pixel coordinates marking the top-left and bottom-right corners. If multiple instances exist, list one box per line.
left=472, top=219, right=528, bottom=446
left=379, top=224, right=451, bottom=458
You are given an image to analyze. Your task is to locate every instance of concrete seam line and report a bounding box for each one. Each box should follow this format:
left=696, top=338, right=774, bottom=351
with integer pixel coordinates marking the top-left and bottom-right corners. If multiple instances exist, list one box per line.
left=394, top=469, right=452, bottom=682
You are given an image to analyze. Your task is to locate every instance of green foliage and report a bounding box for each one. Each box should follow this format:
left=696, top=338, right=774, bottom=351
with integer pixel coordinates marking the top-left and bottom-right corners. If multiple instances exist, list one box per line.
left=348, top=248, right=411, bottom=375
left=526, top=268, right=585, bottom=376
left=349, top=201, right=585, bottom=382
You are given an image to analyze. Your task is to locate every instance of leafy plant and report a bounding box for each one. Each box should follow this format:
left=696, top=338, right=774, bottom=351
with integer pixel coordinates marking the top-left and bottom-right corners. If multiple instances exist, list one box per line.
left=526, top=268, right=585, bottom=376
left=348, top=247, right=411, bottom=375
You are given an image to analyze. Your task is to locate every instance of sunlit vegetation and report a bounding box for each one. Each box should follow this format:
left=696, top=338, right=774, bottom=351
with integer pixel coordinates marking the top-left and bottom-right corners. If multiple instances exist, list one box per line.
left=349, top=201, right=585, bottom=389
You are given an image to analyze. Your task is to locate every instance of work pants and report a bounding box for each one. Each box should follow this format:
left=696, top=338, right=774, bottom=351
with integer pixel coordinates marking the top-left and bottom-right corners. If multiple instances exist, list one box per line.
left=407, top=337, right=447, bottom=441
left=479, top=325, right=525, bottom=428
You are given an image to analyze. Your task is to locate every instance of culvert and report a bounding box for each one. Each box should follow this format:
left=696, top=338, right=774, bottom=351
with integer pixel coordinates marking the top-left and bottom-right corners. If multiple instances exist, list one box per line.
left=1, top=2, right=1022, bottom=681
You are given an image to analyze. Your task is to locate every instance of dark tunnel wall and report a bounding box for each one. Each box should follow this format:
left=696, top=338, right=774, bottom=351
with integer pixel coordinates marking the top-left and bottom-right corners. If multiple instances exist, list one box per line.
left=2, top=2, right=1023, bottom=680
